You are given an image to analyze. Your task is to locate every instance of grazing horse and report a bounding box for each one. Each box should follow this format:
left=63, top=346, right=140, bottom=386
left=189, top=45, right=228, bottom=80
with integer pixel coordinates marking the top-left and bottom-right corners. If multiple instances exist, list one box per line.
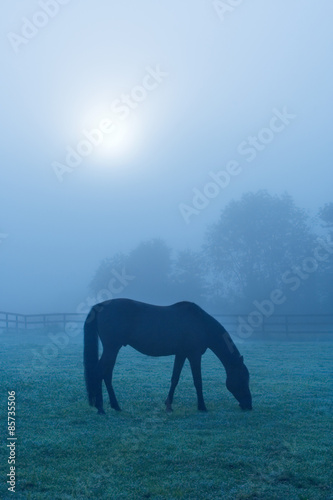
left=84, top=299, right=252, bottom=414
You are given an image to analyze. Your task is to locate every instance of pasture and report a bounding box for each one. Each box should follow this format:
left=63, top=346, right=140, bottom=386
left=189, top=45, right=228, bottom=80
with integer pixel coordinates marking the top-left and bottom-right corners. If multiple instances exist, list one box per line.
left=1, top=334, right=332, bottom=499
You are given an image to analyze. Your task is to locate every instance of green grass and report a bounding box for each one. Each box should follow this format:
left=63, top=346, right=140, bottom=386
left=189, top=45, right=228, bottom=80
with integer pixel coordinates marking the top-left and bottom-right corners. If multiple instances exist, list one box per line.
left=1, top=338, right=332, bottom=499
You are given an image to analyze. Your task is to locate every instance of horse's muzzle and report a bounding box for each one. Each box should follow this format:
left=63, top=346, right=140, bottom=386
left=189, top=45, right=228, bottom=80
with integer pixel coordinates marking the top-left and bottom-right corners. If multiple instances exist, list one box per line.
left=239, top=402, right=252, bottom=411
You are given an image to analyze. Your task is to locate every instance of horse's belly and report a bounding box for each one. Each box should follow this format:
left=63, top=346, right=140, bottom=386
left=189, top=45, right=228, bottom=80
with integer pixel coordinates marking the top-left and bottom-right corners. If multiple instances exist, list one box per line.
left=128, top=337, right=178, bottom=357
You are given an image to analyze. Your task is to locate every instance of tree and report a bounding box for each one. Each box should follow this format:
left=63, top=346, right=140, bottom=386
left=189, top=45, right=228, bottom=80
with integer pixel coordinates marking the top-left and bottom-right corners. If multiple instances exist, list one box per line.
left=90, top=252, right=127, bottom=294
left=90, top=239, right=174, bottom=304
left=204, top=191, right=317, bottom=311
left=170, top=249, right=207, bottom=305
left=315, top=202, right=333, bottom=312
left=318, top=202, right=333, bottom=229
left=125, top=239, right=173, bottom=303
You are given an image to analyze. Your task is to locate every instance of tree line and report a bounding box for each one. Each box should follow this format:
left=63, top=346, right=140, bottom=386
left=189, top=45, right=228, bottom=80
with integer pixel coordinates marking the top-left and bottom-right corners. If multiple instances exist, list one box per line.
left=90, top=191, right=333, bottom=314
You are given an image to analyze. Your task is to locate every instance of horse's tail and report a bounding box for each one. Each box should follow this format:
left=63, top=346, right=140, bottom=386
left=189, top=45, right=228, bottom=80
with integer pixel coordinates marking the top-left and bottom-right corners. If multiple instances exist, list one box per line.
left=84, top=306, right=99, bottom=406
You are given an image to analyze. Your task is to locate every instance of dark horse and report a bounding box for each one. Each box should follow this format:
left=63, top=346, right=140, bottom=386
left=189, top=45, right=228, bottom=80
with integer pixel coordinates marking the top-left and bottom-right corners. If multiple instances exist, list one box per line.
left=84, top=299, right=252, bottom=414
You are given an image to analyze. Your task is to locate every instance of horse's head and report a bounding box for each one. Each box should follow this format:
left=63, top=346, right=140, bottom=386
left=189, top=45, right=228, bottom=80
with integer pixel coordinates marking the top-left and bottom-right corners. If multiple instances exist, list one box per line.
left=226, top=356, right=252, bottom=410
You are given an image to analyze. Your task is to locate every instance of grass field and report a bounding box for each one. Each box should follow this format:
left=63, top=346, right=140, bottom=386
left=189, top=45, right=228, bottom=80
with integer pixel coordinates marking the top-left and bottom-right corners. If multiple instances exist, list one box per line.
left=1, top=335, right=332, bottom=499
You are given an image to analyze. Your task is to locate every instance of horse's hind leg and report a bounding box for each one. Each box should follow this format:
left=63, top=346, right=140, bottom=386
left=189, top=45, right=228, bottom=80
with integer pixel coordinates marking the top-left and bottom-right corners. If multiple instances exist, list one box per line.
left=102, top=347, right=121, bottom=411
left=95, top=359, right=105, bottom=414
left=165, top=354, right=186, bottom=412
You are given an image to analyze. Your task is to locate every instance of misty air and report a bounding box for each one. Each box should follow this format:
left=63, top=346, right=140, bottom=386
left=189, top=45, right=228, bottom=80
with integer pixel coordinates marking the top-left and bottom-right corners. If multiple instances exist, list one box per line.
left=1, top=2, right=332, bottom=499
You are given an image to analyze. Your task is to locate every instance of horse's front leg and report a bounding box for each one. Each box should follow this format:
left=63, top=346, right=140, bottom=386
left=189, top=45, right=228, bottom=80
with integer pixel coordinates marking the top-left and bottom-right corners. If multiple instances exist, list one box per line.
left=165, top=354, right=186, bottom=412
left=188, top=353, right=207, bottom=412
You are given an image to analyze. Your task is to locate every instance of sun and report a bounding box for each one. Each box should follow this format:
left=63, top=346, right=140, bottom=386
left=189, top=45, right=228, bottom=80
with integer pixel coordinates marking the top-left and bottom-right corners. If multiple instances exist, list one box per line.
left=95, top=120, right=135, bottom=160
left=80, top=104, right=141, bottom=165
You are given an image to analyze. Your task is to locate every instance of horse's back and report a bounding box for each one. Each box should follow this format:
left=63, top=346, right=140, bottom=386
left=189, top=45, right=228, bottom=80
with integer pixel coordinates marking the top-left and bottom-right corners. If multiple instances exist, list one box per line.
left=93, top=299, right=209, bottom=356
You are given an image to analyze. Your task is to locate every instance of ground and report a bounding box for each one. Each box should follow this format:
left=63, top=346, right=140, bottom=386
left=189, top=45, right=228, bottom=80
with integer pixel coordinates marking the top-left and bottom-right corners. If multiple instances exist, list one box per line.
left=0, top=334, right=332, bottom=499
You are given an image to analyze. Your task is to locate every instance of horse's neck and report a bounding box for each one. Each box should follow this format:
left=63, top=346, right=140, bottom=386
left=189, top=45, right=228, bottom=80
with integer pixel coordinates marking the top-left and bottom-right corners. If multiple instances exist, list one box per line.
left=209, top=330, right=241, bottom=372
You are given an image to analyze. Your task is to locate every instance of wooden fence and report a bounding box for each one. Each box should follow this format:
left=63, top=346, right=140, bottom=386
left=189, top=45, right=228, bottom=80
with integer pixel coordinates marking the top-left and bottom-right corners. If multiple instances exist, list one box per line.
left=0, top=312, right=86, bottom=331
left=213, top=313, right=333, bottom=340
left=1, top=311, right=333, bottom=339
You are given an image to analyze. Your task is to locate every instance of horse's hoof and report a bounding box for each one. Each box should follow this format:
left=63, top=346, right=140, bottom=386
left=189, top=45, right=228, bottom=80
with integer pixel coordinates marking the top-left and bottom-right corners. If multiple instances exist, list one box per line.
left=198, top=407, right=208, bottom=412
left=97, top=409, right=105, bottom=415
left=165, top=407, right=173, bottom=413
left=113, top=406, right=121, bottom=411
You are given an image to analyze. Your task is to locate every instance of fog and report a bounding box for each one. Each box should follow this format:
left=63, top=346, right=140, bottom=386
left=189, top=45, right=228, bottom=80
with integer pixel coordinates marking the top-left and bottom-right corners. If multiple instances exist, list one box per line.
left=1, top=1, right=333, bottom=314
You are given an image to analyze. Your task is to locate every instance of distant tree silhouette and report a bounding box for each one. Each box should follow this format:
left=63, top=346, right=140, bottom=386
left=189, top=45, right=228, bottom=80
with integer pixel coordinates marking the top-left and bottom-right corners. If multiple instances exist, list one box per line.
left=90, top=252, right=127, bottom=297
left=89, top=193, right=332, bottom=314
left=318, top=202, right=333, bottom=229
left=90, top=239, right=174, bottom=304
left=125, top=239, right=173, bottom=303
left=204, top=191, right=317, bottom=311
left=90, top=240, right=207, bottom=306
left=315, top=202, right=333, bottom=312
left=170, top=249, right=207, bottom=305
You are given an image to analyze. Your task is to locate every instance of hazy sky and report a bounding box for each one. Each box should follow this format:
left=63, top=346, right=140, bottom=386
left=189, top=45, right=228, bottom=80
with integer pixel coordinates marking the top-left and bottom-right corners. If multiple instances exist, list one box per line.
left=1, top=1, right=333, bottom=313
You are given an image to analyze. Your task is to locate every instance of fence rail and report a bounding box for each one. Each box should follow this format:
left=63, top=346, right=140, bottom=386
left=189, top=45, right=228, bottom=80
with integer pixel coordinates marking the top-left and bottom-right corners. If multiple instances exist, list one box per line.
left=213, top=313, right=333, bottom=339
left=1, top=311, right=333, bottom=339
left=0, top=312, right=86, bottom=331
